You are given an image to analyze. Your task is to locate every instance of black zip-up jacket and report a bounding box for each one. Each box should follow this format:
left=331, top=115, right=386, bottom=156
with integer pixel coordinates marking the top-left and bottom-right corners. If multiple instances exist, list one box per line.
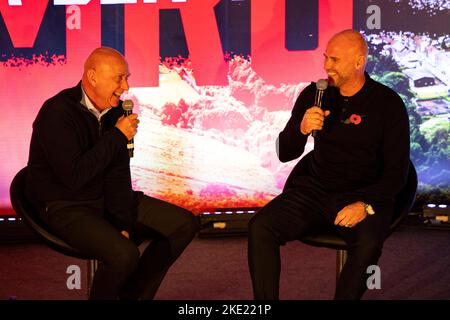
left=26, top=82, right=137, bottom=231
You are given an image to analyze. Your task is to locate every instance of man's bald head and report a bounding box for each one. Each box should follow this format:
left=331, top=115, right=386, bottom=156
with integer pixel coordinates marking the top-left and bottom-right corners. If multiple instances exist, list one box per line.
left=328, top=29, right=368, bottom=61
left=81, top=47, right=130, bottom=111
left=83, top=47, right=125, bottom=76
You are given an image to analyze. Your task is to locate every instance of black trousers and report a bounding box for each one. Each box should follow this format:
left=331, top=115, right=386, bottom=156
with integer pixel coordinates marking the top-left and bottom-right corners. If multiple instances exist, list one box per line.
left=39, top=194, right=199, bottom=300
left=248, top=176, right=392, bottom=300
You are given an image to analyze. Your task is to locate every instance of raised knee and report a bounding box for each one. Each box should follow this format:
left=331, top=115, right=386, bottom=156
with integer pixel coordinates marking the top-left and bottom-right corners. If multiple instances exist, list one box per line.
left=185, top=213, right=200, bottom=237
left=176, top=211, right=199, bottom=241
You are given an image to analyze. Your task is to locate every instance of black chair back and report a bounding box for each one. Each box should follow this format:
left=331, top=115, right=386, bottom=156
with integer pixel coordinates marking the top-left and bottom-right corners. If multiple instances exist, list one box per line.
left=389, top=160, right=417, bottom=235
left=9, top=167, right=93, bottom=260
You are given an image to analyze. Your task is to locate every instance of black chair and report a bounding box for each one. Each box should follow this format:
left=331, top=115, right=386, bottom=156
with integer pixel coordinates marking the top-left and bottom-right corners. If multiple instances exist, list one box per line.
left=284, top=153, right=418, bottom=284
left=9, top=167, right=98, bottom=294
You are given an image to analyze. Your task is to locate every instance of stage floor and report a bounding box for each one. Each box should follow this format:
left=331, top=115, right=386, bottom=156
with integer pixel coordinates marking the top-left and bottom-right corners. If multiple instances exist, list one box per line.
left=1, top=224, right=449, bottom=300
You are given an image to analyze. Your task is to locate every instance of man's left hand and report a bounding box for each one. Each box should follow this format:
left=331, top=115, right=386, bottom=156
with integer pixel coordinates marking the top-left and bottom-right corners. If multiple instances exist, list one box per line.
left=334, top=201, right=367, bottom=228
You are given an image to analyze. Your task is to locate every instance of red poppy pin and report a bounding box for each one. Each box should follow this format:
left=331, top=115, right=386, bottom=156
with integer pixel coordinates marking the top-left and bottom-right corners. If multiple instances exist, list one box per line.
left=342, top=114, right=365, bottom=125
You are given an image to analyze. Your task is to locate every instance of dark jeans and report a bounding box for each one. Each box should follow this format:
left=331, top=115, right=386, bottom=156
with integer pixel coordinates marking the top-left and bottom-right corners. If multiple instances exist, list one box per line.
left=248, top=176, right=392, bottom=300
left=39, top=194, right=199, bottom=300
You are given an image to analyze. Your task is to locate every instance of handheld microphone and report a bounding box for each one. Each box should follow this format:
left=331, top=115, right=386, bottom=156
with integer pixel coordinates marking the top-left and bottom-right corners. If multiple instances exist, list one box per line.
left=311, top=79, right=328, bottom=138
left=122, top=99, right=134, bottom=158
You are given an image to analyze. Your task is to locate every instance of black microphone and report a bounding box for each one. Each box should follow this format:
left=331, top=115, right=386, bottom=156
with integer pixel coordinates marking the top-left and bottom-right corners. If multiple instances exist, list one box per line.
left=311, top=79, right=328, bottom=138
left=122, top=99, right=134, bottom=158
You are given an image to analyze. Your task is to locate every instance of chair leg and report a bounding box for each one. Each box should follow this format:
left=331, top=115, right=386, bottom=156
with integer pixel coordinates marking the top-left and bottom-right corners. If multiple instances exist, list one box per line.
left=336, top=249, right=348, bottom=284
left=87, top=259, right=98, bottom=295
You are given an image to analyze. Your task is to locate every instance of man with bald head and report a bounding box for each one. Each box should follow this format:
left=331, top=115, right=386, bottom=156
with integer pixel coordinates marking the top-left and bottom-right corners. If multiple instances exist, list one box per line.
left=248, top=30, right=410, bottom=299
left=26, top=47, right=199, bottom=300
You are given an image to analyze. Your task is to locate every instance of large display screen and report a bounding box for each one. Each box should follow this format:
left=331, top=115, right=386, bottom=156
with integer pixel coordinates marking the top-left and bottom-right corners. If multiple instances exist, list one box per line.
left=1, top=0, right=449, bottom=214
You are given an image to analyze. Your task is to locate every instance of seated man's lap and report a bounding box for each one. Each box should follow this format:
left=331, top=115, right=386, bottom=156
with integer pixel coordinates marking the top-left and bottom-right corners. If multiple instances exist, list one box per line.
left=40, top=198, right=138, bottom=261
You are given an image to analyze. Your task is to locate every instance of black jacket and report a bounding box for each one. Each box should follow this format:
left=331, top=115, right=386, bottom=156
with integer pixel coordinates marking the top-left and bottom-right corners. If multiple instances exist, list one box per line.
left=26, top=82, right=137, bottom=231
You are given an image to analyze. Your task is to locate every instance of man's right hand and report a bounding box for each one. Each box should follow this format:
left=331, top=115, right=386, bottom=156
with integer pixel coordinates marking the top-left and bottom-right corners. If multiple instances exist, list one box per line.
left=300, top=106, right=331, bottom=135
left=115, top=114, right=139, bottom=141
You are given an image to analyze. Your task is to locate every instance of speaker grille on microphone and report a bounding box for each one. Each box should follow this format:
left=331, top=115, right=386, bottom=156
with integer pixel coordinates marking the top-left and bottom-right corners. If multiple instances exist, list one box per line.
left=122, top=99, right=133, bottom=112
left=316, top=79, right=328, bottom=91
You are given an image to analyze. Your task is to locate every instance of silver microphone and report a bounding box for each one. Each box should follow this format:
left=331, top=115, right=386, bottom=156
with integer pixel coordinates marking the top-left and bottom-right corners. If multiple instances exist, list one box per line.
left=312, top=79, right=328, bottom=138
left=122, top=99, right=134, bottom=158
